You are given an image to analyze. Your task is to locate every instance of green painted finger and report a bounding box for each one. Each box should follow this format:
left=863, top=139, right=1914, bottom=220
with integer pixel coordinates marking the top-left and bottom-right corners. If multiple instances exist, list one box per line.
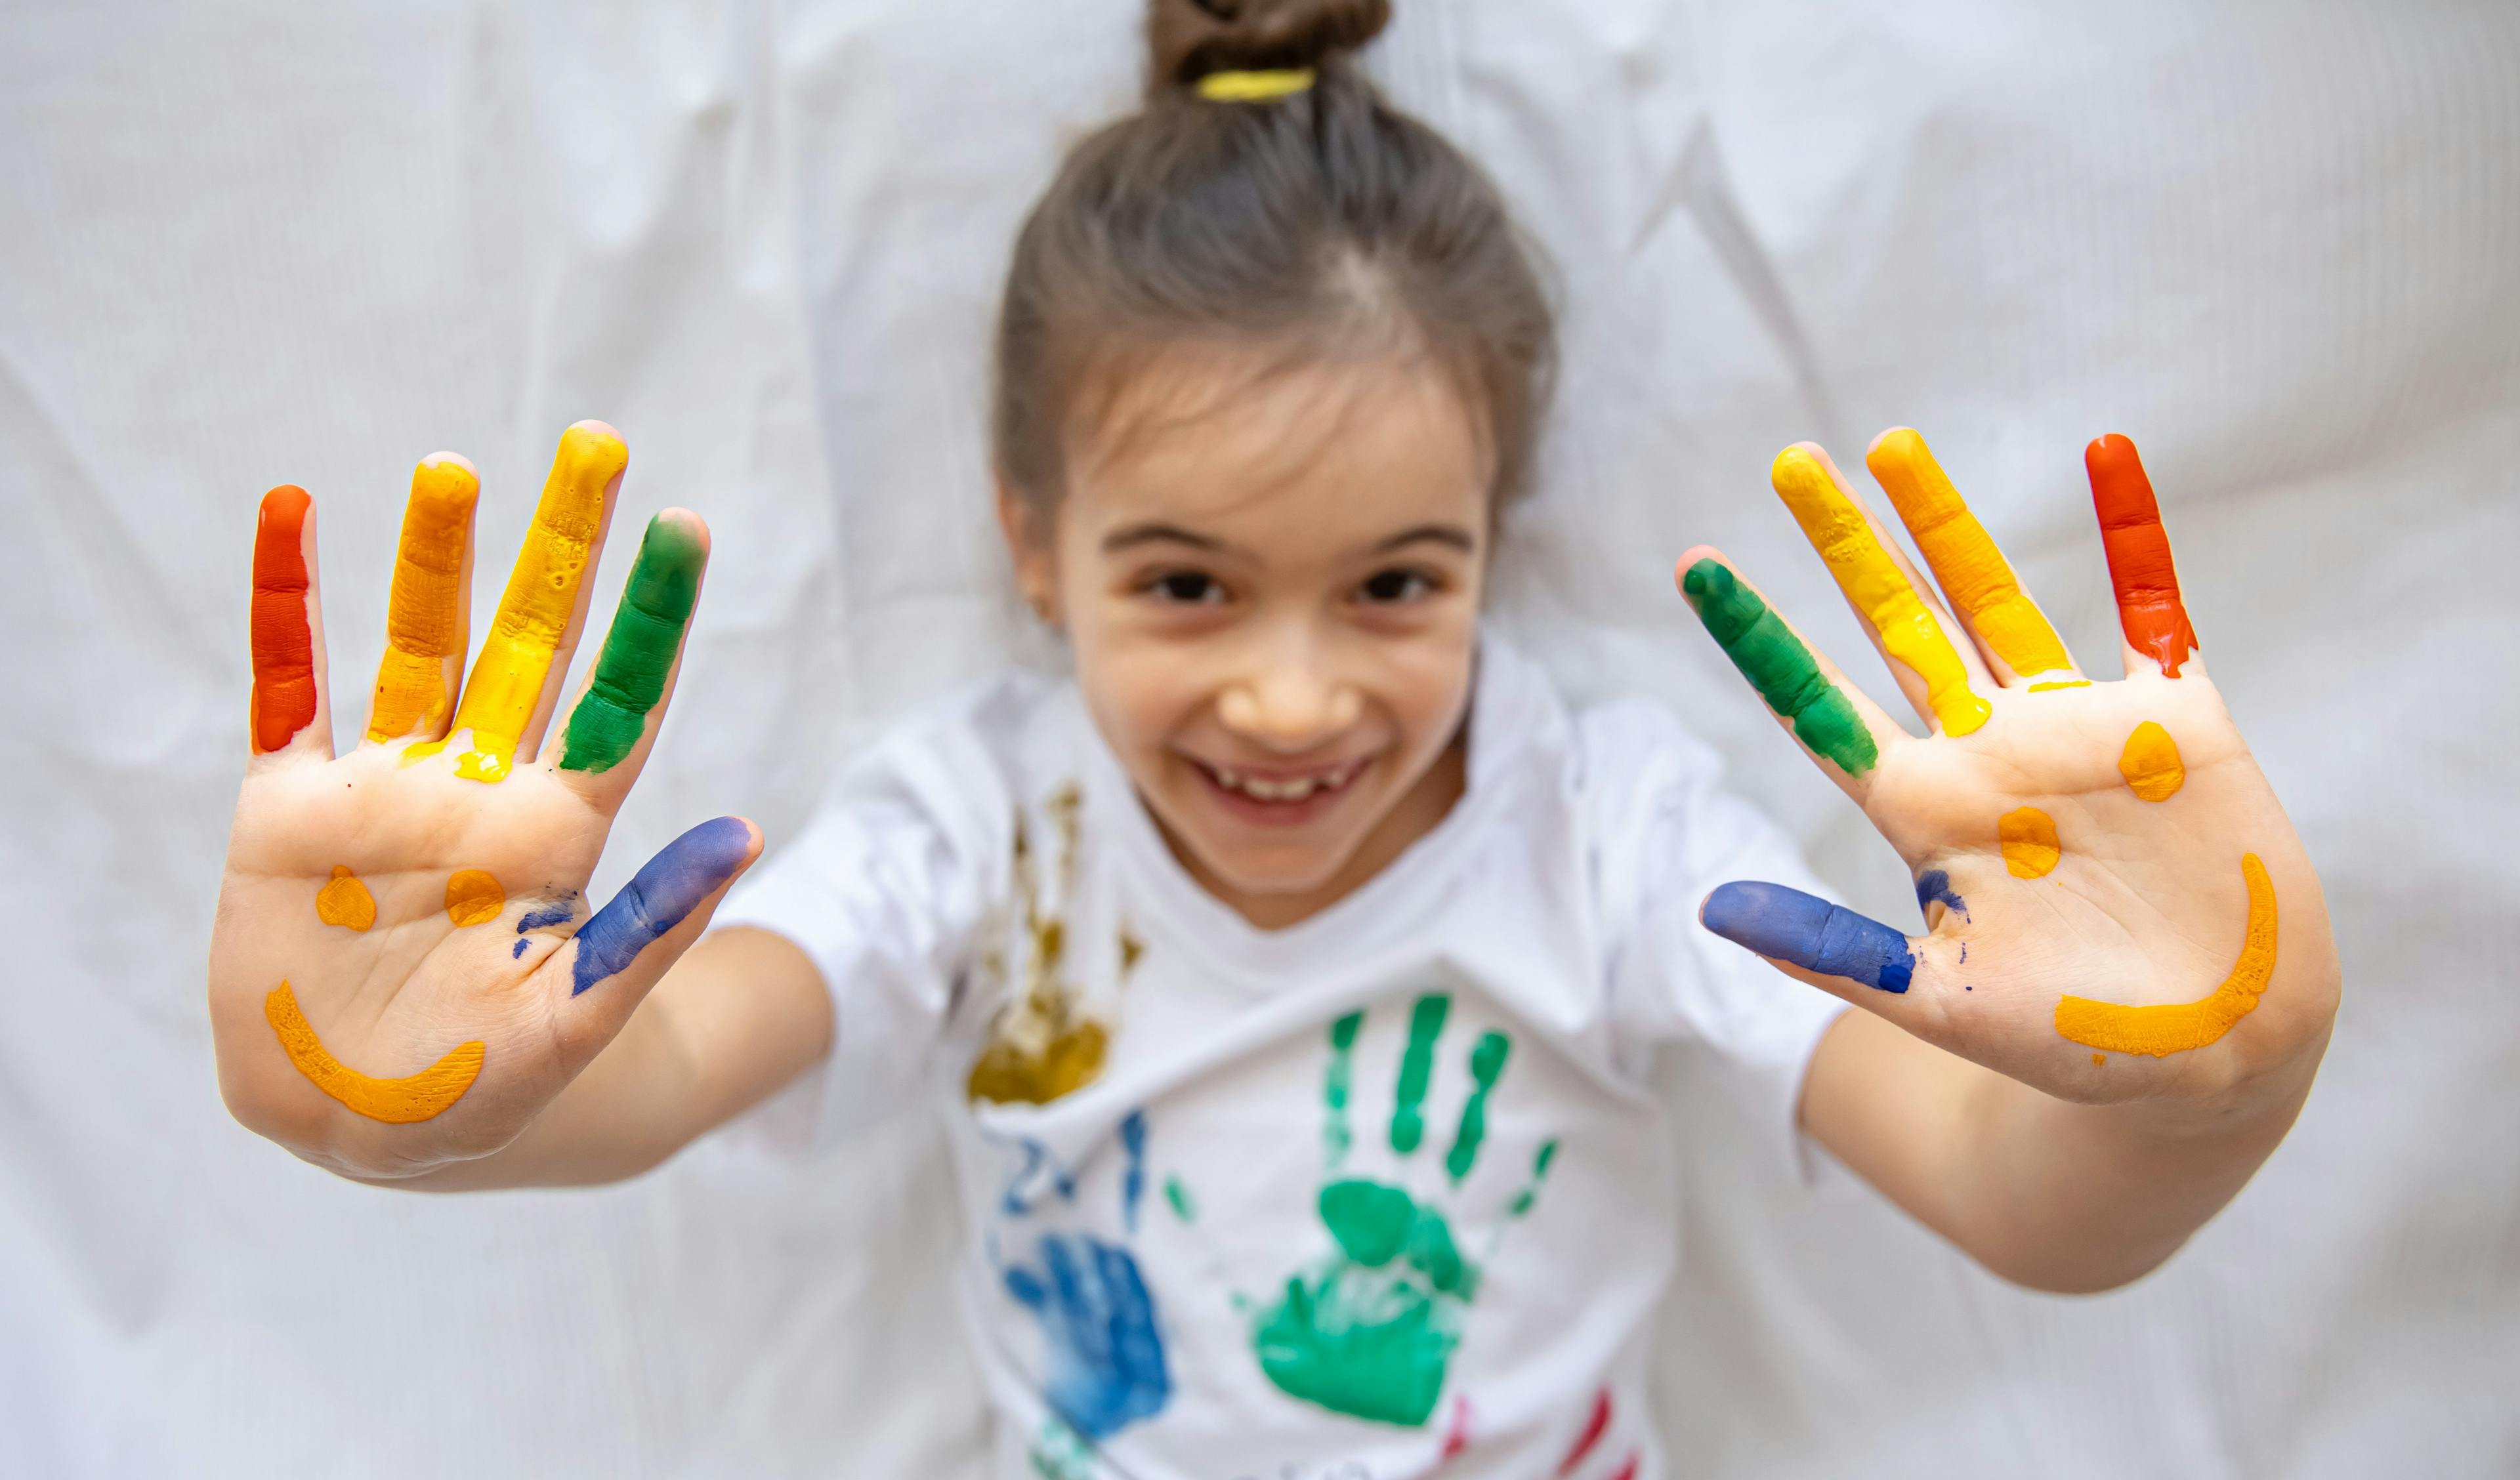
left=1444, top=1031, right=1510, bottom=1185
left=1324, top=1009, right=1363, bottom=1169
left=1681, top=557, right=1880, bottom=777
left=1389, top=994, right=1450, bottom=1155
left=559, top=514, right=704, bottom=773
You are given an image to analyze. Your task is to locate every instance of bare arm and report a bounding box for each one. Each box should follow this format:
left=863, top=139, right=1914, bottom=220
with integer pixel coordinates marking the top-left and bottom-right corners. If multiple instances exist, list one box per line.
left=1799, top=1008, right=2324, bottom=1292
left=374, top=927, right=831, bottom=1190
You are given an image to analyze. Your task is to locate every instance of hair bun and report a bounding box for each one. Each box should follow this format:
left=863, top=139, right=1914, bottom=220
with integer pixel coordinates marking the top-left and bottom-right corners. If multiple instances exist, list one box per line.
left=1148, top=0, right=1393, bottom=93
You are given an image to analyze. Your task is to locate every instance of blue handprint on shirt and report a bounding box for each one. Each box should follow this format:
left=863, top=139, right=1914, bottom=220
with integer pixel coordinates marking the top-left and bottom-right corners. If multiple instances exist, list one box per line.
left=998, top=1111, right=1171, bottom=1441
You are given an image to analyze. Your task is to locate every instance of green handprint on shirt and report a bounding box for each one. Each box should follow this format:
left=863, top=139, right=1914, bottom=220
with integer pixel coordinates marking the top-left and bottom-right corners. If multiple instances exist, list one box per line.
left=1251, top=993, right=1557, bottom=1428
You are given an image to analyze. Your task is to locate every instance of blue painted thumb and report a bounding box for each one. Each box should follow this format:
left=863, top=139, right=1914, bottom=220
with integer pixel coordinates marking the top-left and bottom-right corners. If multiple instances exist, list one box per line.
left=1700, top=880, right=1918, bottom=995
left=570, top=815, right=757, bottom=997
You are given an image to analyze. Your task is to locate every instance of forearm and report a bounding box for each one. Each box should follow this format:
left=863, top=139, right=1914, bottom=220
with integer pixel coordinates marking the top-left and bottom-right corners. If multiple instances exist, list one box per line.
left=365, top=928, right=832, bottom=1191
left=1803, top=1010, right=2328, bottom=1292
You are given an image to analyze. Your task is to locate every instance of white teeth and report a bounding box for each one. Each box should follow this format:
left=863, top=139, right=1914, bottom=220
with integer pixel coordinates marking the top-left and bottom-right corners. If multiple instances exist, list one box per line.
left=1207, top=759, right=1360, bottom=802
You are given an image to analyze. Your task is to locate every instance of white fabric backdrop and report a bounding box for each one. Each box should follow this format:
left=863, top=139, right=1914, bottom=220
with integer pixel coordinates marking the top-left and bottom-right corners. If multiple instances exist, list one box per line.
left=3, top=1, right=2513, bottom=1475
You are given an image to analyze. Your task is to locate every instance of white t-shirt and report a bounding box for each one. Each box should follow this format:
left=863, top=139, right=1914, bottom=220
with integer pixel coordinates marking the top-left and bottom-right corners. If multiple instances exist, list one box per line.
left=715, top=636, right=1845, bottom=1480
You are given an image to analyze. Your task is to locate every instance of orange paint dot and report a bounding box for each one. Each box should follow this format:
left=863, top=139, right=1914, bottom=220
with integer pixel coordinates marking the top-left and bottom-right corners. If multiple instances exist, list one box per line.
left=314, top=865, right=376, bottom=932
left=2091, top=1053, right=2106, bottom=1066
left=2118, top=721, right=2186, bottom=802
left=1999, top=807, right=2061, bottom=878
left=444, top=869, right=505, bottom=927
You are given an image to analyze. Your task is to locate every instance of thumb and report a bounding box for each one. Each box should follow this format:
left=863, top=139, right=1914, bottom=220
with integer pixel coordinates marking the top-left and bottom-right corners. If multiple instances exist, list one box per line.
left=548, top=815, right=763, bottom=1059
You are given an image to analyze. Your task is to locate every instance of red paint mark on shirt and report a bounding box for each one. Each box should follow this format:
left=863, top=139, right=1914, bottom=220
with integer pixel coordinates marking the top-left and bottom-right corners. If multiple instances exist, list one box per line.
left=1439, top=1394, right=1473, bottom=1460
left=2086, top=434, right=2195, bottom=677
left=1606, top=1454, right=1639, bottom=1480
left=1557, top=1386, right=1612, bottom=1475
left=250, top=485, right=317, bottom=751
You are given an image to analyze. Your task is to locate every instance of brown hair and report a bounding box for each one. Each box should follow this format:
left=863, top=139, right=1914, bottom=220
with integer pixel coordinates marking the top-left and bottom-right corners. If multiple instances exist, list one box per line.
left=991, top=0, right=1557, bottom=529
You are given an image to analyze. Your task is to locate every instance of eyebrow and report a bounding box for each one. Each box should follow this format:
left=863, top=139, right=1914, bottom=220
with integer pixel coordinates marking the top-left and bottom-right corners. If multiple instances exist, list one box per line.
left=1098, top=521, right=1479, bottom=558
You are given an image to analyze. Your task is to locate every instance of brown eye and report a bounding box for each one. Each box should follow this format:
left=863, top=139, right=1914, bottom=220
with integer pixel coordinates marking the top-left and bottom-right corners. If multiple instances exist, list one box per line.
left=1360, top=568, right=1433, bottom=604
left=1149, top=571, right=1225, bottom=605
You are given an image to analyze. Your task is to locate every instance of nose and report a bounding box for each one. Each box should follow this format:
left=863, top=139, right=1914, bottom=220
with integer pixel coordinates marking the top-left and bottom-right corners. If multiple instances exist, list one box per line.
left=1217, top=630, right=1362, bottom=751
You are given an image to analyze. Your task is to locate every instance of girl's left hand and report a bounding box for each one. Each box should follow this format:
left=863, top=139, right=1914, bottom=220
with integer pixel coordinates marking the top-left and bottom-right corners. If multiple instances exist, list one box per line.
left=1681, top=430, right=2338, bottom=1111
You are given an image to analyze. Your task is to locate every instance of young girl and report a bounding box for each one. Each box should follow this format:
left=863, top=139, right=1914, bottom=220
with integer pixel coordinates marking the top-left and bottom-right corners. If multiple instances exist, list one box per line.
left=207, top=2, right=2340, bottom=1474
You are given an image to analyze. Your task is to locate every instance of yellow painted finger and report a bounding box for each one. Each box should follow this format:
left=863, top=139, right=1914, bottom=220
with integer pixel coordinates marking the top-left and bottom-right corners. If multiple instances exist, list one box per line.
left=264, top=981, right=484, bottom=1122
left=1863, top=429, right=2074, bottom=680
left=367, top=456, right=479, bottom=743
left=2057, top=854, right=2277, bottom=1058
left=1771, top=445, right=1992, bottom=736
left=425, top=424, right=626, bottom=782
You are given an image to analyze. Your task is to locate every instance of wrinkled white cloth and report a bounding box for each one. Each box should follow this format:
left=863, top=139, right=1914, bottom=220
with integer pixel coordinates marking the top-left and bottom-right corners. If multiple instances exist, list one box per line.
left=2, top=1, right=2515, bottom=1477
left=716, top=636, right=1843, bottom=1478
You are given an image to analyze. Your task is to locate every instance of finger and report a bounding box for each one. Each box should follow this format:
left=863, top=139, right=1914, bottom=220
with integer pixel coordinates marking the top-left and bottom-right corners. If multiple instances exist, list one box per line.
left=544, top=510, right=708, bottom=799
left=1700, top=881, right=1959, bottom=1046
left=248, top=485, right=331, bottom=761
left=2085, top=434, right=2200, bottom=679
left=1863, top=428, right=2081, bottom=688
left=1676, top=550, right=1909, bottom=799
left=547, top=815, right=761, bottom=1056
left=432, top=422, right=628, bottom=783
left=1770, top=443, right=1997, bottom=737
left=364, top=454, right=480, bottom=746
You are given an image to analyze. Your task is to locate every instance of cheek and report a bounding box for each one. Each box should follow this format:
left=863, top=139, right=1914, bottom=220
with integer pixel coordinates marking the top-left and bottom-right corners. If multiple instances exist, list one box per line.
left=1381, top=627, right=1479, bottom=749
left=1073, top=628, right=1203, bottom=757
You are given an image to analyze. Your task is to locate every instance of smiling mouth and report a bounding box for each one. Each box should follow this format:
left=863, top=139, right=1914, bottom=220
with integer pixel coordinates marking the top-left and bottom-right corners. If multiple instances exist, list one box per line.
left=1188, top=754, right=1372, bottom=815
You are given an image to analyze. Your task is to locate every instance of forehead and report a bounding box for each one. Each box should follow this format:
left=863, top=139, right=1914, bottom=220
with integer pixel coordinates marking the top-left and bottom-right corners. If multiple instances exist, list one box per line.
left=1066, top=346, right=1492, bottom=542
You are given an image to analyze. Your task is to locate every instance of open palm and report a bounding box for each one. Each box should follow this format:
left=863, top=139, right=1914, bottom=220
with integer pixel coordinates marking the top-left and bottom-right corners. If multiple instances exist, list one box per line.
left=1685, top=430, right=2337, bottom=1106
left=207, top=423, right=757, bottom=1178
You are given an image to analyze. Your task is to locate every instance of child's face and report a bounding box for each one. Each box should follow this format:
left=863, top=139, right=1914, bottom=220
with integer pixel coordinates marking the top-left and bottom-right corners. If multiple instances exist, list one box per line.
left=1004, top=348, right=1491, bottom=926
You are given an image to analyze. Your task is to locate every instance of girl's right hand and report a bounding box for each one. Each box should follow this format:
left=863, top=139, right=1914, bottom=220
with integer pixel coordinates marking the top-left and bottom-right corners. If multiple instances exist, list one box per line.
left=207, top=422, right=760, bottom=1180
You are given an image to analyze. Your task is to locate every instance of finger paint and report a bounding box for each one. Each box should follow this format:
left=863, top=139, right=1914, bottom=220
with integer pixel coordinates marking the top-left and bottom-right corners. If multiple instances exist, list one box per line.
left=1164, top=1175, right=1196, bottom=1223
left=2086, top=434, right=2196, bottom=677
left=1324, top=1008, right=1363, bottom=1168
left=1700, top=880, right=1916, bottom=993
left=1999, top=808, right=2061, bottom=878
left=568, top=815, right=752, bottom=996
left=249, top=485, right=318, bottom=753
left=1681, top=558, right=1878, bottom=776
left=1390, top=993, right=1450, bottom=1155
left=444, top=869, right=505, bottom=927
left=559, top=515, right=703, bottom=773
left=442, top=424, right=627, bottom=781
left=2056, top=853, right=2277, bottom=1056
left=1771, top=447, right=1990, bottom=736
left=1865, top=430, right=2074, bottom=678
left=1914, top=869, right=1968, bottom=924
left=315, top=866, right=375, bottom=931
left=264, top=981, right=484, bottom=1122
left=367, top=459, right=479, bottom=743
left=1444, top=1031, right=1510, bottom=1185
left=516, top=897, right=576, bottom=932
left=1559, top=1387, right=1612, bottom=1475
left=2028, top=680, right=2090, bottom=691
left=2118, top=721, right=2186, bottom=801
left=968, top=797, right=1110, bottom=1105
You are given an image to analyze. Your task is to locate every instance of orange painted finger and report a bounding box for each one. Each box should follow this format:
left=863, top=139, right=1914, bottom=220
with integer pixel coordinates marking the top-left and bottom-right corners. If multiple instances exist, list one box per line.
left=1864, top=428, right=2078, bottom=684
left=248, top=485, right=331, bottom=758
left=366, top=455, right=480, bottom=744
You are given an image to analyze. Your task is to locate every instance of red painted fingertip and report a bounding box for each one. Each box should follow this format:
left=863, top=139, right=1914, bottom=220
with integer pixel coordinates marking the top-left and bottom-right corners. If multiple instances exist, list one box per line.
left=250, top=485, right=317, bottom=752
left=2085, top=435, right=2196, bottom=677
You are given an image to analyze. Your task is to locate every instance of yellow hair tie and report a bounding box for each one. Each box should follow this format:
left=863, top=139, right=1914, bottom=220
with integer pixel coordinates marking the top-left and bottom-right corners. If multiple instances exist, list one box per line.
left=1197, top=68, right=1316, bottom=102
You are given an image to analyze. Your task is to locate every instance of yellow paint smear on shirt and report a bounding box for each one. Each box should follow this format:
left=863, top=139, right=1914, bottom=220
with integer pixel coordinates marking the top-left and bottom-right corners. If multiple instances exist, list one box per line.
left=444, top=869, right=505, bottom=927
left=2057, top=853, right=2278, bottom=1058
left=1999, top=806, right=2061, bottom=878
left=444, top=425, right=626, bottom=781
left=1771, top=447, right=1991, bottom=736
left=1864, top=430, right=2073, bottom=679
left=264, top=981, right=484, bottom=1123
left=367, top=459, right=479, bottom=742
left=314, top=865, right=376, bottom=931
left=967, top=796, right=1110, bottom=1105
left=2118, top=721, right=2186, bottom=802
